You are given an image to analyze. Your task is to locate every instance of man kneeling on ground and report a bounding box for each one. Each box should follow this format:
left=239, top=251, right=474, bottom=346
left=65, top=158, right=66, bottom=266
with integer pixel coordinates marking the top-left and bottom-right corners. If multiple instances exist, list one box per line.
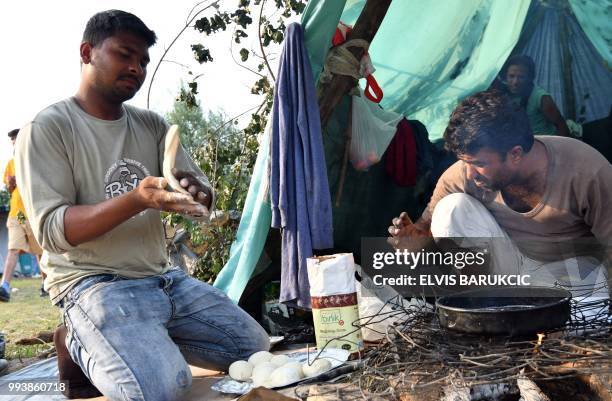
left=15, top=10, right=268, bottom=401
left=389, top=90, right=611, bottom=301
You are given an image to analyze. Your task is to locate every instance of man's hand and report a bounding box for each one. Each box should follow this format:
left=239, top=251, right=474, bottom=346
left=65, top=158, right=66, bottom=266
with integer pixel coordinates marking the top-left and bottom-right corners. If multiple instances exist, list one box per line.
left=64, top=175, right=209, bottom=247
left=7, top=175, right=16, bottom=193
left=133, top=176, right=208, bottom=217
left=172, top=169, right=212, bottom=209
left=387, top=212, right=432, bottom=250
left=388, top=212, right=415, bottom=237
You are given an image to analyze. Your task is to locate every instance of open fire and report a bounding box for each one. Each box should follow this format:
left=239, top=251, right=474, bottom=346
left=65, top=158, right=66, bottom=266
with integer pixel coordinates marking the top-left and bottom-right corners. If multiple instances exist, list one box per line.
left=293, top=296, right=611, bottom=400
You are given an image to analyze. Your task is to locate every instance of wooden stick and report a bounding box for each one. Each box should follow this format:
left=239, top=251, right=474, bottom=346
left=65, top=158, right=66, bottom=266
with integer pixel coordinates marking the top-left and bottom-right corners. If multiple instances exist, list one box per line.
left=517, top=375, right=551, bottom=401
left=335, top=102, right=353, bottom=206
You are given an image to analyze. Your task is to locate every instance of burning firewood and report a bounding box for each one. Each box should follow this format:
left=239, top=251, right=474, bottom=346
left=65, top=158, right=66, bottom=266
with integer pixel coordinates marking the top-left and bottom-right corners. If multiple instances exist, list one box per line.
left=517, top=369, right=551, bottom=401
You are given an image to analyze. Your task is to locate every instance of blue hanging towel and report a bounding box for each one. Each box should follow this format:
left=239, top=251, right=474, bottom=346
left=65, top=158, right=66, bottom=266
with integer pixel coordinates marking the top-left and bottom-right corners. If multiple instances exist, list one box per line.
left=270, top=23, right=334, bottom=308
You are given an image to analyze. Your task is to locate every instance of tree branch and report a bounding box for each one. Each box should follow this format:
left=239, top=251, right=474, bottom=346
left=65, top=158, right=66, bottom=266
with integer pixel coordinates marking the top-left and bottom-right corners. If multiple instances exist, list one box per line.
left=212, top=103, right=263, bottom=139
left=230, top=27, right=266, bottom=78
left=258, top=0, right=276, bottom=82
left=186, top=1, right=211, bottom=26
left=162, top=59, right=193, bottom=70
left=147, top=0, right=219, bottom=108
left=209, top=99, right=266, bottom=187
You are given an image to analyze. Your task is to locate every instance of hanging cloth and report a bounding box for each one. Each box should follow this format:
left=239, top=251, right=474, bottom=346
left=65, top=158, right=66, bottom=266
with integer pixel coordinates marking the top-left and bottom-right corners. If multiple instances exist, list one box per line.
left=384, top=118, right=418, bottom=187
left=269, top=23, right=334, bottom=308
left=324, top=22, right=384, bottom=103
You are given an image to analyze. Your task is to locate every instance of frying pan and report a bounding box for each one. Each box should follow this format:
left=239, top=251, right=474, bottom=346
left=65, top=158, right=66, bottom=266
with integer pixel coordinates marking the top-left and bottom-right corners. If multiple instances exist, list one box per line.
left=436, top=286, right=571, bottom=336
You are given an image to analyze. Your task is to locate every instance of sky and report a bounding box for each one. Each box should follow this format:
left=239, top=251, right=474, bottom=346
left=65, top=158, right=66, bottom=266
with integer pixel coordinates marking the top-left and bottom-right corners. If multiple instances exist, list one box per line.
left=0, top=0, right=285, bottom=173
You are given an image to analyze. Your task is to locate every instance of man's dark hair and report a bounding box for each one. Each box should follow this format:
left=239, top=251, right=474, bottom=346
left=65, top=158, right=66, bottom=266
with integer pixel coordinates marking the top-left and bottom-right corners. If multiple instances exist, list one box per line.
left=83, top=10, right=157, bottom=48
left=7, top=129, right=19, bottom=138
left=443, top=90, right=534, bottom=157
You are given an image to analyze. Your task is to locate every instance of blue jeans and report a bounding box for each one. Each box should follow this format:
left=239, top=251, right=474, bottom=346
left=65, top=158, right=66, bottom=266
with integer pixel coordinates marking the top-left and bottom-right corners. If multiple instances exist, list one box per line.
left=60, top=269, right=269, bottom=401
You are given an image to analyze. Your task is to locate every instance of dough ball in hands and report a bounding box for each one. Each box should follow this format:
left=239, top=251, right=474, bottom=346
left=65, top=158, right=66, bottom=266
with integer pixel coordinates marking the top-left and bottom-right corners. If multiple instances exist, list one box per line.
left=247, top=350, right=273, bottom=366
left=269, top=364, right=303, bottom=387
left=269, top=354, right=290, bottom=367
left=228, top=360, right=253, bottom=381
left=302, top=358, right=332, bottom=377
left=251, top=363, right=277, bottom=388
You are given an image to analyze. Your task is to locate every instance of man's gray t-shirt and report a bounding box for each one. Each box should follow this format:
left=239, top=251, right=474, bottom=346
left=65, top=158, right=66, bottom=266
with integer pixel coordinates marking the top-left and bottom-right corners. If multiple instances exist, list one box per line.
left=15, top=97, right=211, bottom=304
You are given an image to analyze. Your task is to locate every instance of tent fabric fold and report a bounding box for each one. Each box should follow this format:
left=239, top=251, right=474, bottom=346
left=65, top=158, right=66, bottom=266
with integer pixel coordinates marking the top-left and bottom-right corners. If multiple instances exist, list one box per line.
left=213, top=123, right=272, bottom=303
left=358, top=0, right=531, bottom=140
left=569, top=0, right=612, bottom=67
left=515, top=2, right=612, bottom=123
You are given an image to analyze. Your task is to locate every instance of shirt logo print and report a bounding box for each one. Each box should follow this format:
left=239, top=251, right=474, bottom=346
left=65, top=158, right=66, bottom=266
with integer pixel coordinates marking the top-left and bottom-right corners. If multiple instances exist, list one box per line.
left=104, top=159, right=150, bottom=199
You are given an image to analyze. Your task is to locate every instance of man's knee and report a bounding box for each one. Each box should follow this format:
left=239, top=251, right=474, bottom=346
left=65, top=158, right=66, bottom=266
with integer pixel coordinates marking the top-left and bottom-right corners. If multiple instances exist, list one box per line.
left=144, top=367, right=192, bottom=401
left=116, top=364, right=192, bottom=401
left=65, top=311, right=192, bottom=401
left=431, top=193, right=490, bottom=237
left=237, top=323, right=270, bottom=361
left=252, top=325, right=271, bottom=353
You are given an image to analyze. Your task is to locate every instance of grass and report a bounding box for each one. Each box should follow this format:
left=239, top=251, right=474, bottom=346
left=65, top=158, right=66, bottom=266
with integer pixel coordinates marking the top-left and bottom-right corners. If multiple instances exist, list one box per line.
left=0, top=277, right=61, bottom=360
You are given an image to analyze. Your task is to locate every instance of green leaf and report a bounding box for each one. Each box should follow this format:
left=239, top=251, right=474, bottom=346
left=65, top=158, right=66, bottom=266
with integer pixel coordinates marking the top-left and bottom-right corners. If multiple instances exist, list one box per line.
left=188, top=81, right=199, bottom=95
left=191, top=44, right=213, bottom=63
left=234, top=29, right=248, bottom=44
left=290, top=0, right=306, bottom=14
left=239, top=48, right=249, bottom=62
left=209, top=12, right=230, bottom=33
left=273, top=31, right=284, bottom=43
left=194, top=17, right=212, bottom=34
left=251, top=76, right=271, bottom=95
left=232, top=9, right=253, bottom=29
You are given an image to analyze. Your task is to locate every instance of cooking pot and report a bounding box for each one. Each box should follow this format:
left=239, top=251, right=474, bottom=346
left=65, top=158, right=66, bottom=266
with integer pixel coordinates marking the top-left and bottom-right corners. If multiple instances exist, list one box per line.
left=436, top=286, right=571, bottom=336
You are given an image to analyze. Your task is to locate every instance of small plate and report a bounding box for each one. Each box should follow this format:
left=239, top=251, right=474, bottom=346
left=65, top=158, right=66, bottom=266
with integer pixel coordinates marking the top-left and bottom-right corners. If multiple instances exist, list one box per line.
left=269, top=336, right=284, bottom=347
left=211, top=348, right=350, bottom=394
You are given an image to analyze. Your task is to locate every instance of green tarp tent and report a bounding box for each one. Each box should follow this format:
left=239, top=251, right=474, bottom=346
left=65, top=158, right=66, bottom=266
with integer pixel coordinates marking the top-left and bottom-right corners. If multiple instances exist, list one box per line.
left=215, top=0, right=612, bottom=303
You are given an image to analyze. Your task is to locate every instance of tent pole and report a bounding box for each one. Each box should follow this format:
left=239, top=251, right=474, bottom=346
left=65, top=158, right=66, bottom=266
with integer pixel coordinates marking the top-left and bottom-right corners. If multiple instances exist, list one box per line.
left=317, top=0, right=392, bottom=129
left=335, top=101, right=353, bottom=207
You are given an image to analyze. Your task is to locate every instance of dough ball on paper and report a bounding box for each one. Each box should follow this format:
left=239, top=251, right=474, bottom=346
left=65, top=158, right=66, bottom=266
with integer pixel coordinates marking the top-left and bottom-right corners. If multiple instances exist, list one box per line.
left=302, top=358, right=332, bottom=377
left=269, top=354, right=290, bottom=367
left=251, top=363, right=277, bottom=387
left=282, top=361, right=304, bottom=378
left=228, top=360, right=253, bottom=381
left=253, top=361, right=276, bottom=372
left=269, top=364, right=303, bottom=387
left=247, top=350, right=273, bottom=366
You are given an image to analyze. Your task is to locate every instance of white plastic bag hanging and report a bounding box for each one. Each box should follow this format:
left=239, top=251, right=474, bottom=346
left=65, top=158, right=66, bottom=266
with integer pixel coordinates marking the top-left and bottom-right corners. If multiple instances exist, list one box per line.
left=350, top=89, right=403, bottom=171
